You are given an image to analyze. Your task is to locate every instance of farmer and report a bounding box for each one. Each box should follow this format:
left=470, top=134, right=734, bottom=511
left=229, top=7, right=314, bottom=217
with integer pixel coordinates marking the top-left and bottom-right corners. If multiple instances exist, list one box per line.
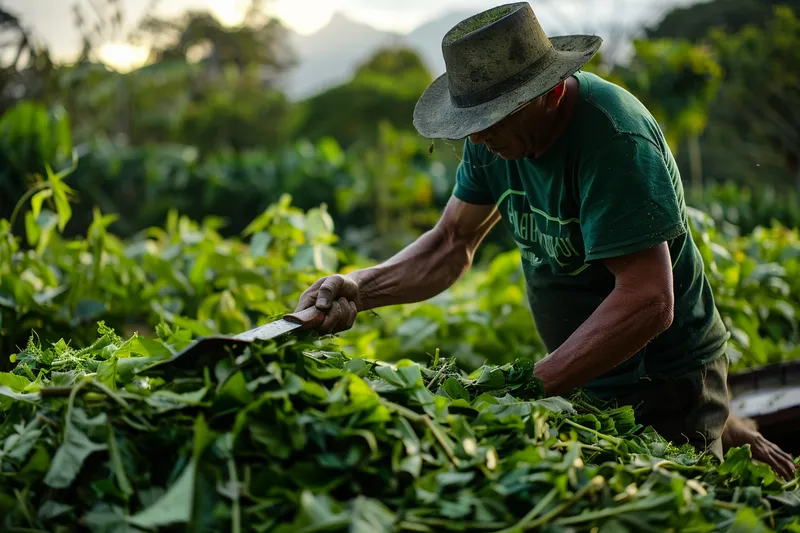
left=294, top=3, right=795, bottom=478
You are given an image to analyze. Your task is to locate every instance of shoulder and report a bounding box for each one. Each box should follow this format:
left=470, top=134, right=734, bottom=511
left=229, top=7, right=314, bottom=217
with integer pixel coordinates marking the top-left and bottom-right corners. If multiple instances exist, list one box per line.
left=571, top=71, right=668, bottom=156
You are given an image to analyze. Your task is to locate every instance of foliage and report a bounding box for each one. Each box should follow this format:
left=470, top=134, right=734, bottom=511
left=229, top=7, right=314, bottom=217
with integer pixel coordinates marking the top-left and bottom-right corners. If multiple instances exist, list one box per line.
left=176, top=69, right=294, bottom=153
left=135, top=1, right=294, bottom=79
left=709, top=7, right=800, bottom=188
left=0, top=324, right=798, bottom=532
left=0, top=184, right=340, bottom=372
left=644, top=4, right=800, bottom=191
left=0, top=101, right=73, bottom=217
left=3, top=161, right=800, bottom=383
left=687, top=183, right=800, bottom=235
left=615, top=39, right=722, bottom=151
left=645, top=0, right=800, bottom=41
left=294, top=48, right=434, bottom=147
left=690, top=209, right=800, bottom=372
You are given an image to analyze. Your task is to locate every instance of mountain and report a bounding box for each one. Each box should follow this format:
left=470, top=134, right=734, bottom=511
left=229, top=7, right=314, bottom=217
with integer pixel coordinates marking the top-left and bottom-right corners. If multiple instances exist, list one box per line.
left=283, top=13, right=405, bottom=99
left=281, top=11, right=472, bottom=100
left=405, top=11, right=475, bottom=77
left=280, top=2, right=695, bottom=101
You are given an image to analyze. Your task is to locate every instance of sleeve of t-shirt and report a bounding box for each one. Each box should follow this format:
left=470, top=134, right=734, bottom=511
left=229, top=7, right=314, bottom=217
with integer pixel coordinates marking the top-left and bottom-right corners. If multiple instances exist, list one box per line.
left=452, top=141, right=495, bottom=205
left=578, top=133, right=687, bottom=262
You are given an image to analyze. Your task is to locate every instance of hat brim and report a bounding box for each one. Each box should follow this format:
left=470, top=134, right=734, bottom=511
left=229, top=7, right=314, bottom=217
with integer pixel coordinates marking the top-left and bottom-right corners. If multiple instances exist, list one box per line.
left=413, top=35, right=602, bottom=140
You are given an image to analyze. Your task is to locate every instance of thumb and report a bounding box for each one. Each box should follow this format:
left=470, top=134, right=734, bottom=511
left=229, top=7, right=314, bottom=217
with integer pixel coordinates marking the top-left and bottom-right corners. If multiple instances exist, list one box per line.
left=316, top=276, right=342, bottom=309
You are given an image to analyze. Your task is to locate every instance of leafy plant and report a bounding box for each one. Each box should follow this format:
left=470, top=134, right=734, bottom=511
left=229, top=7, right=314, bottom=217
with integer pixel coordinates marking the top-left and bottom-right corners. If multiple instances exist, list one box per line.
left=0, top=324, right=798, bottom=532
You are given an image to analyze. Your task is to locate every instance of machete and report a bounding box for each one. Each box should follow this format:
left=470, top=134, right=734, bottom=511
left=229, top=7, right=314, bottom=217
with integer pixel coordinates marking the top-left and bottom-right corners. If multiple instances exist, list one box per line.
left=166, top=306, right=327, bottom=366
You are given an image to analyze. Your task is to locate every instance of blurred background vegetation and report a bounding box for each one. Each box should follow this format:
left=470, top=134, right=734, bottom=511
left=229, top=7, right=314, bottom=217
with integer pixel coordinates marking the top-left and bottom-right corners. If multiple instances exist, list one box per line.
left=2, top=0, right=800, bottom=261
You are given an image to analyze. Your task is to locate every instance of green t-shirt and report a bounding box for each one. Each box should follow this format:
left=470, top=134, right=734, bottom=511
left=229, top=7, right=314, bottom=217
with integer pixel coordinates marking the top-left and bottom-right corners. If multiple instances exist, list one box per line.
left=453, top=71, right=730, bottom=398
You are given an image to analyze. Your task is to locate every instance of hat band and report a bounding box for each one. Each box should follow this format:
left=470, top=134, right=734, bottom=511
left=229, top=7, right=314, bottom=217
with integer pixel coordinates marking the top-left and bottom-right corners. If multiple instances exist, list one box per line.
left=449, top=46, right=559, bottom=108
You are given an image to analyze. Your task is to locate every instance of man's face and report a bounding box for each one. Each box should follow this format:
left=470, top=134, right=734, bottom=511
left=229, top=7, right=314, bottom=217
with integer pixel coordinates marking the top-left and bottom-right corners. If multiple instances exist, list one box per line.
left=467, top=83, right=565, bottom=160
left=467, top=102, right=542, bottom=160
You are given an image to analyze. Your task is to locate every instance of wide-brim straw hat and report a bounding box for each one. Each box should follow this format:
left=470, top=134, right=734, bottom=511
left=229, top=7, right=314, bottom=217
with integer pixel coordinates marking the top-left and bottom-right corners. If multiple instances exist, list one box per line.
left=413, top=2, right=603, bottom=140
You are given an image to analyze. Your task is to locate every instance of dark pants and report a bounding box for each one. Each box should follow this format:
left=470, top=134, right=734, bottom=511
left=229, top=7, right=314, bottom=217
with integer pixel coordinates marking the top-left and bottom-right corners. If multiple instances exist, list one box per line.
left=616, top=355, right=731, bottom=461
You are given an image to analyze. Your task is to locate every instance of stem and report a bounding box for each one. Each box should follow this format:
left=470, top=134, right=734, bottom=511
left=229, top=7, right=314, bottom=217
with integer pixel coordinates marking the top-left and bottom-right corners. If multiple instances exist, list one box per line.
left=629, top=461, right=706, bottom=476
left=405, top=517, right=509, bottom=530
left=228, top=458, right=241, bottom=533
left=422, top=416, right=461, bottom=468
left=397, top=521, right=434, bottom=532
left=563, top=419, right=623, bottom=447
left=9, top=181, right=50, bottom=229
left=382, top=400, right=461, bottom=467
left=492, top=487, right=558, bottom=533
left=35, top=413, right=61, bottom=429
left=523, top=477, right=604, bottom=530
left=782, top=476, right=800, bottom=492
left=713, top=501, right=744, bottom=511
left=554, top=493, right=675, bottom=525
left=551, top=441, right=604, bottom=453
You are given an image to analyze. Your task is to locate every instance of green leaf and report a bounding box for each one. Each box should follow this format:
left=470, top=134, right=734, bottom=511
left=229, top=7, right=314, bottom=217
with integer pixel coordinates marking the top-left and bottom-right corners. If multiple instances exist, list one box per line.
left=31, top=188, right=53, bottom=219
left=127, top=462, right=195, bottom=528
left=145, top=387, right=209, bottom=413
left=442, top=377, right=470, bottom=402
left=0, top=372, right=32, bottom=392
left=44, top=423, right=108, bottom=489
left=38, top=500, right=73, bottom=520
left=250, top=231, right=272, bottom=257
left=107, top=426, right=133, bottom=498
left=533, top=397, right=576, bottom=415
left=272, top=491, right=347, bottom=533
left=49, top=171, right=73, bottom=231
left=350, top=497, right=396, bottom=533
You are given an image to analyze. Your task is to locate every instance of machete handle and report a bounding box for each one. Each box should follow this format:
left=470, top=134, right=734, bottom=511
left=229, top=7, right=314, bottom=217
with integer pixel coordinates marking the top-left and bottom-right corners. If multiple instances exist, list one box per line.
left=284, top=306, right=327, bottom=329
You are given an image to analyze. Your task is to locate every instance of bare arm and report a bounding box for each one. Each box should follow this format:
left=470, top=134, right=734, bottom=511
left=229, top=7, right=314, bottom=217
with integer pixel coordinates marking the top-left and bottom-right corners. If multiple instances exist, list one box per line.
left=534, top=242, right=675, bottom=396
left=351, top=196, right=500, bottom=310
left=295, top=196, right=500, bottom=332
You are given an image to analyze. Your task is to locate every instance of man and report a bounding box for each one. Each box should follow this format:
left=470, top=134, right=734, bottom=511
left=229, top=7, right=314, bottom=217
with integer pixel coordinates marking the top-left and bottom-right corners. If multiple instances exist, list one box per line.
left=294, top=3, right=795, bottom=478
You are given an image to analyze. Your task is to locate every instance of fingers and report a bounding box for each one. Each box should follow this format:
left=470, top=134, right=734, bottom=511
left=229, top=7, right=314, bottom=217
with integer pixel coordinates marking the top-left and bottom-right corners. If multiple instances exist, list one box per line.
left=294, top=277, right=325, bottom=312
left=767, top=444, right=796, bottom=481
left=345, top=300, right=358, bottom=329
left=294, top=275, right=361, bottom=334
left=753, top=437, right=797, bottom=481
left=320, top=299, right=343, bottom=333
left=295, top=291, right=317, bottom=313
left=318, top=297, right=359, bottom=335
left=316, top=276, right=343, bottom=310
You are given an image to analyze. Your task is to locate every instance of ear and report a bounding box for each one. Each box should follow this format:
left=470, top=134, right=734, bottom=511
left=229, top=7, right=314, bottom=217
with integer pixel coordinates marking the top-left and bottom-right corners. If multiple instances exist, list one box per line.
left=545, top=81, right=567, bottom=109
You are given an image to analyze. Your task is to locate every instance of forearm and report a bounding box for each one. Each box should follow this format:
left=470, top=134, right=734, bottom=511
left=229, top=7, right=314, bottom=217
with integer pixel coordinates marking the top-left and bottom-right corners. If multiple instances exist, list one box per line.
left=534, top=287, right=673, bottom=396
left=347, top=228, right=473, bottom=311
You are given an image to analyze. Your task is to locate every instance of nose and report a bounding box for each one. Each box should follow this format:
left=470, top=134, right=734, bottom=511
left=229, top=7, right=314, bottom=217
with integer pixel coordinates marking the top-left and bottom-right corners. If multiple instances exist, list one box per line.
left=469, top=127, right=492, bottom=145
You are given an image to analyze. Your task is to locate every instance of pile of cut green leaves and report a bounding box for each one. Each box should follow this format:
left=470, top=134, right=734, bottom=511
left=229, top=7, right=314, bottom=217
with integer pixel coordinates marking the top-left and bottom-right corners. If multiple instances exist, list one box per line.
left=1, top=323, right=799, bottom=533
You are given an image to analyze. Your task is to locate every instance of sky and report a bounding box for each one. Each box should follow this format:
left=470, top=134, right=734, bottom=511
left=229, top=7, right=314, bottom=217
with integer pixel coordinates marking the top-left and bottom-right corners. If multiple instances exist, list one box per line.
left=4, top=0, right=695, bottom=70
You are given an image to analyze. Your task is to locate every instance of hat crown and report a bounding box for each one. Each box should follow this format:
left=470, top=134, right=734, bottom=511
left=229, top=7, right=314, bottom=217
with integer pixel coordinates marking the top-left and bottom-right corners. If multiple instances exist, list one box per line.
left=442, top=3, right=554, bottom=106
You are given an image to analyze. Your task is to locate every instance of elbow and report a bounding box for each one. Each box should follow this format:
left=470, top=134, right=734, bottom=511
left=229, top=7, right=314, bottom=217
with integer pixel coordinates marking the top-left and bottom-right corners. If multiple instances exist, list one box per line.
left=646, top=290, right=674, bottom=336
left=435, top=225, right=475, bottom=271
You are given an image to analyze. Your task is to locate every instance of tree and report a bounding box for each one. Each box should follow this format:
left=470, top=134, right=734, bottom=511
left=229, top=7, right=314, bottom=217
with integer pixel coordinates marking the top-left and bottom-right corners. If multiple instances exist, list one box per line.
left=646, top=0, right=800, bottom=41
left=613, top=39, right=722, bottom=191
left=0, top=6, right=56, bottom=115
left=708, top=7, right=800, bottom=188
left=294, top=47, right=433, bottom=147
left=134, top=0, right=295, bottom=87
